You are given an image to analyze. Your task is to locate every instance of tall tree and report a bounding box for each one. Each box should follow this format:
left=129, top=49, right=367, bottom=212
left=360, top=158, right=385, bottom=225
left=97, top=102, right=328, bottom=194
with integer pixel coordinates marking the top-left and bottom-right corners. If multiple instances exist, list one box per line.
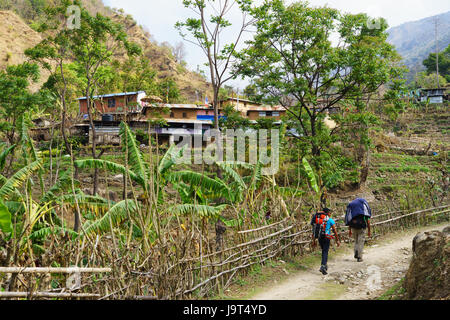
left=238, top=0, right=402, bottom=154
left=422, top=44, right=450, bottom=82
left=416, top=71, right=447, bottom=89
left=237, top=0, right=404, bottom=193
left=25, top=0, right=82, bottom=158
left=27, top=0, right=140, bottom=197
left=0, top=63, right=40, bottom=147
left=175, top=0, right=254, bottom=129
left=66, top=1, right=141, bottom=196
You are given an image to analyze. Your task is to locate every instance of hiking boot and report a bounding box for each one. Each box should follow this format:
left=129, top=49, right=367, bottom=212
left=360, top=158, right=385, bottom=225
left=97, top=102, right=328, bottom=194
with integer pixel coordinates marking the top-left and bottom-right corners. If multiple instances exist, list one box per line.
left=354, top=250, right=359, bottom=259
left=319, top=265, right=328, bottom=275
left=357, top=258, right=363, bottom=262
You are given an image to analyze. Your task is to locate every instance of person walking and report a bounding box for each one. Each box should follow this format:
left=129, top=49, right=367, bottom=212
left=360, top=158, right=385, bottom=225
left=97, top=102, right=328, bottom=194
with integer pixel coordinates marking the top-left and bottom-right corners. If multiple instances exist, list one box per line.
left=311, top=208, right=341, bottom=275
left=345, top=198, right=372, bottom=262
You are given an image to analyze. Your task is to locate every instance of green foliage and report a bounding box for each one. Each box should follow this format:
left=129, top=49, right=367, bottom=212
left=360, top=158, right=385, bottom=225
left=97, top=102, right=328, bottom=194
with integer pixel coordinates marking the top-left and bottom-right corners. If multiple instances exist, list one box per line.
left=0, top=144, right=16, bottom=171
left=168, top=170, right=231, bottom=200
left=96, top=57, right=159, bottom=96
left=75, top=158, right=144, bottom=187
left=82, top=200, right=138, bottom=236
left=237, top=0, right=403, bottom=167
left=157, top=78, right=181, bottom=103
left=302, top=158, right=319, bottom=194
left=422, top=44, right=450, bottom=82
left=0, top=160, right=42, bottom=200
left=243, top=83, right=262, bottom=103
left=119, top=122, right=149, bottom=189
left=0, top=63, right=41, bottom=144
left=0, top=0, right=48, bottom=22
left=383, top=75, right=411, bottom=120
left=169, top=204, right=227, bottom=220
left=415, top=71, right=447, bottom=89
left=219, top=105, right=251, bottom=129
left=0, top=200, right=13, bottom=234
left=255, top=117, right=277, bottom=130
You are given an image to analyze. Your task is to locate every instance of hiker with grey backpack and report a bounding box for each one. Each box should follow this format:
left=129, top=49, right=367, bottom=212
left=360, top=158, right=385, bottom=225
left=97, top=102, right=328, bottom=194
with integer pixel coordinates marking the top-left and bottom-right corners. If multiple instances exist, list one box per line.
left=311, top=208, right=341, bottom=275
left=345, top=198, right=372, bottom=262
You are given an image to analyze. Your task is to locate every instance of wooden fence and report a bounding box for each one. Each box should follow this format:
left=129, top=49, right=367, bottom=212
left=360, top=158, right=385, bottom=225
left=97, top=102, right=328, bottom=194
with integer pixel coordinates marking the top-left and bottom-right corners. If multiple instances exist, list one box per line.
left=0, top=267, right=111, bottom=299
left=158, top=204, right=450, bottom=299
left=1, top=205, right=448, bottom=300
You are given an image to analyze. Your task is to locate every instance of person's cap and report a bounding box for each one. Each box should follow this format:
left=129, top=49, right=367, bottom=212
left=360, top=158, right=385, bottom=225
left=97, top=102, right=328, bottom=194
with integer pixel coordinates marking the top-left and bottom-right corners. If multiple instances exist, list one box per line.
left=323, top=208, right=331, bottom=214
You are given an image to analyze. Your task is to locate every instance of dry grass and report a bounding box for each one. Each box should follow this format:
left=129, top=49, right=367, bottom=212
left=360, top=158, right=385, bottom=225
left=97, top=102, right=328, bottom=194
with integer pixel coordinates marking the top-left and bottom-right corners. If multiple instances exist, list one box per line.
left=0, top=11, right=51, bottom=92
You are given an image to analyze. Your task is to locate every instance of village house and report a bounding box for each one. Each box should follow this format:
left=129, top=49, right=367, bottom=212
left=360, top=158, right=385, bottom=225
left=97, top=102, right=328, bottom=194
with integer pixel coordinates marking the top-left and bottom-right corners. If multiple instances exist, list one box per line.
left=141, top=103, right=218, bottom=143
left=245, top=105, right=286, bottom=122
left=420, top=88, right=446, bottom=104
left=220, top=97, right=264, bottom=115
left=75, top=91, right=291, bottom=145
left=77, top=91, right=147, bottom=118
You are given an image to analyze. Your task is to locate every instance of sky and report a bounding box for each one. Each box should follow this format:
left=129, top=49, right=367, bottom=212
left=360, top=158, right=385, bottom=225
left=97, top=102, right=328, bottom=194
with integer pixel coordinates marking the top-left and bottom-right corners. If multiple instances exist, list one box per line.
left=103, top=0, right=450, bottom=91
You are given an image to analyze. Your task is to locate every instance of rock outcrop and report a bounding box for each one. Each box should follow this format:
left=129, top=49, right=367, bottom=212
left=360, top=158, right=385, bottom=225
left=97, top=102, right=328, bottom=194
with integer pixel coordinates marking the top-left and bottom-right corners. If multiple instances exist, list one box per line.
left=404, top=226, right=450, bottom=300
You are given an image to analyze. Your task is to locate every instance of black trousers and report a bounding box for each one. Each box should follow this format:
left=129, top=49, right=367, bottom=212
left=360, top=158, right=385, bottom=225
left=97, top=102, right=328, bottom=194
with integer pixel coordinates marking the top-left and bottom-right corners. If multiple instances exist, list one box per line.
left=319, top=237, right=331, bottom=267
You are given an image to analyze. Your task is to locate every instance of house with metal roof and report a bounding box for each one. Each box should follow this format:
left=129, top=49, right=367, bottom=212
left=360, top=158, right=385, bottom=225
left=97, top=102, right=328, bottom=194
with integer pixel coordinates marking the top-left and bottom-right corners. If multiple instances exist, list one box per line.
left=75, top=91, right=291, bottom=145
left=78, top=91, right=147, bottom=116
left=420, top=88, right=446, bottom=104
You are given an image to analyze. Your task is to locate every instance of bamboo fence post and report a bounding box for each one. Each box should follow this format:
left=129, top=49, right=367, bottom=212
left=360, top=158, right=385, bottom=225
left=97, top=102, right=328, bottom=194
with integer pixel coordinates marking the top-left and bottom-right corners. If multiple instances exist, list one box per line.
left=0, top=267, right=112, bottom=274
left=0, top=292, right=101, bottom=299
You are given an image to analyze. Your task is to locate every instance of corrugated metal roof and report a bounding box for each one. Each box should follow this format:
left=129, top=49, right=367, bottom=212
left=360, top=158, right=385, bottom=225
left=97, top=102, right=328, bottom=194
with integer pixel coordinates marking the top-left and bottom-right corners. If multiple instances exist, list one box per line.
left=165, top=119, right=213, bottom=125
left=246, top=105, right=285, bottom=111
left=77, top=91, right=146, bottom=100
left=221, top=97, right=262, bottom=105
left=142, top=104, right=213, bottom=110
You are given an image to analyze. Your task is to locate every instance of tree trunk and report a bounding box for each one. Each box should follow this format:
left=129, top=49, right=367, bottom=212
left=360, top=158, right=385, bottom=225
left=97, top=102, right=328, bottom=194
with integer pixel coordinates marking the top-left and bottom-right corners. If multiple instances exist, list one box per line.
left=213, top=87, right=220, bottom=130
left=310, top=116, right=321, bottom=157
left=359, top=147, right=370, bottom=188
left=85, top=81, right=99, bottom=196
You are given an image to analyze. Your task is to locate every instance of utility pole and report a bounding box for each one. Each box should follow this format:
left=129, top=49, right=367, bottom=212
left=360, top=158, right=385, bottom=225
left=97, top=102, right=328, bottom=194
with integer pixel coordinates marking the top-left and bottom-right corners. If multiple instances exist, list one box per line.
left=434, top=17, right=440, bottom=88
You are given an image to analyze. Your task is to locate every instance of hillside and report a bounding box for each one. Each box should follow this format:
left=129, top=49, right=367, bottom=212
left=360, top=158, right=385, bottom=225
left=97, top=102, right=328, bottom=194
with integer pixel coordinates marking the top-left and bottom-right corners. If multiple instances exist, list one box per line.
left=0, top=10, right=52, bottom=92
left=0, top=0, right=212, bottom=101
left=388, top=11, right=450, bottom=82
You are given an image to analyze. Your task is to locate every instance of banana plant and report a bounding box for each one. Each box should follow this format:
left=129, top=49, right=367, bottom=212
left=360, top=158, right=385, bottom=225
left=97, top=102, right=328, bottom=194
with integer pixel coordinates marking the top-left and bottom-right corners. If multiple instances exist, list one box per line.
left=0, top=143, right=16, bottom=172
left=0, top=200, right=12, bottom=235
left=74, top=123, right=193, bottom=236
left=75, top=122, right=272, bottom=233
left=302, top=157, right=323, bottom=210
left=0, top=160, right=43, bottom=237
left=302, top=157, right=319, bottom=194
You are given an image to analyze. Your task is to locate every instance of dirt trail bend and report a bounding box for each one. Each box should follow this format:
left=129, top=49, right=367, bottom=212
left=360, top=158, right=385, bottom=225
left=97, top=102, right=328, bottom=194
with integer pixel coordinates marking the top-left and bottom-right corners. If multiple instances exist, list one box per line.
left=250, top=223, right=449, bottom=300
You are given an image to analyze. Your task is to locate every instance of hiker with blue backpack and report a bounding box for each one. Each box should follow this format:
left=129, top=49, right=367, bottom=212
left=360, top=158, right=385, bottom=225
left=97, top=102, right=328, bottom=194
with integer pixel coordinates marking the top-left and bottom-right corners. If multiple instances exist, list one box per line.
left=311, top=208, right=341, bottom=275
left=345, top=198, right=372, bottom=262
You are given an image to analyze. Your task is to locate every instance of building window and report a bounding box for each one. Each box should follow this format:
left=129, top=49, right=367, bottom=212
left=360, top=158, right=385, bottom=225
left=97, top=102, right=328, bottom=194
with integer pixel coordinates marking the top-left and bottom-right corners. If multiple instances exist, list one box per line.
left=170, top=112, right=174, bottom=118
left=182, top=112, right=187, bottom=118
left=273, top=112, right=280, bottom=117
left=259, top=112, right=266, bottom=117
left=108, top=99, right=116, bottom=108
left=266, top=111, right=273, bottom=117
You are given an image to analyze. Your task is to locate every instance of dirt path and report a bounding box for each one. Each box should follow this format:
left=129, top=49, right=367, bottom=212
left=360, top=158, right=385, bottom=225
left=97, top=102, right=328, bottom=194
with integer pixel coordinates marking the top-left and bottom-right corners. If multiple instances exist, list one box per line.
left=250, top=223, right=449, bottom=300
